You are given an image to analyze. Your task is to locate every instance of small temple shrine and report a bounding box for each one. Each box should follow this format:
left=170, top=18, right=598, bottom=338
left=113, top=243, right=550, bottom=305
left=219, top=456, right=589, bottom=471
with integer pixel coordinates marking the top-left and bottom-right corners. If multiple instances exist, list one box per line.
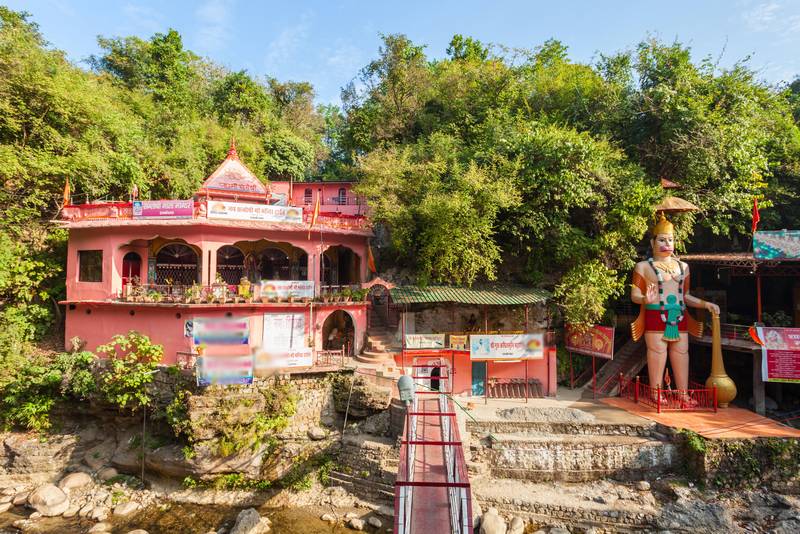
left=59, top=143, right=371, bottom=374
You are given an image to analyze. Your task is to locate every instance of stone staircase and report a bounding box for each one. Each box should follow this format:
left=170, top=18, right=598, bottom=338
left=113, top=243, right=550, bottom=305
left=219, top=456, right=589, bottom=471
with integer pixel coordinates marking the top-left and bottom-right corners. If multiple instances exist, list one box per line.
left=356, top=307, right=400, bottom=366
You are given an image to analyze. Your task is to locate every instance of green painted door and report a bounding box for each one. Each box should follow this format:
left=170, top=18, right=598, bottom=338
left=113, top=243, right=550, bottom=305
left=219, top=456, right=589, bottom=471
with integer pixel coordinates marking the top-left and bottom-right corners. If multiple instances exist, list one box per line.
left=471, top=361, right=486, bottom=396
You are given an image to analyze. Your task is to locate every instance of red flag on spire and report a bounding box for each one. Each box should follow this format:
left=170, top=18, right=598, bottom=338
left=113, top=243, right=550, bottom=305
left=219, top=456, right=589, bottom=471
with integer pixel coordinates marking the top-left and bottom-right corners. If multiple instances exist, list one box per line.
left=367, top=245, right=377, bottom=274
left=62, top=177, right=71, bottom=206
left=752, top=197, right=760, bottom=234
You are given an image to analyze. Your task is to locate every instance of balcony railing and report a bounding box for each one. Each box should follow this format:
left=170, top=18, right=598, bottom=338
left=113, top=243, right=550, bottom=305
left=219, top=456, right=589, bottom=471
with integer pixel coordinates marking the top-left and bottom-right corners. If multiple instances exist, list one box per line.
left=117, top=282, right=368, bottom=304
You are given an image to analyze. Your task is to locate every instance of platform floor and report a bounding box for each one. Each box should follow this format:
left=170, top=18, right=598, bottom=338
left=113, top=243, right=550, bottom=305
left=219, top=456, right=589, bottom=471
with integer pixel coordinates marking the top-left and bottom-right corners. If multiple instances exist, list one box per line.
left=602, top=396, right=800, bottom=439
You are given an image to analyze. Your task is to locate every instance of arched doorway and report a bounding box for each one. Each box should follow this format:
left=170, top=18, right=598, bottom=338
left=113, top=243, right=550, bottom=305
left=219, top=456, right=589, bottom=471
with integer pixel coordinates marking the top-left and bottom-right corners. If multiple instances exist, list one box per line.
left=321, top=246, right=361, bottom=287
left=322, top=310, right=355, bottom=355
left=216, top=245, right=244, bottom=284
left=155, top=243, right=199, bottom=285
left=258, top=246, right=308, bottom=281
left=122, top=251, right=141, bottom=284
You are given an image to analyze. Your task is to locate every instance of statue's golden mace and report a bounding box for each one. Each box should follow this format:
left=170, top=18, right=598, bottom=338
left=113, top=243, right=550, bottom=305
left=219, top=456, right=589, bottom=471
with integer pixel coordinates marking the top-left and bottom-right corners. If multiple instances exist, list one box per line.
left=706, top=312, right=737, bottom=408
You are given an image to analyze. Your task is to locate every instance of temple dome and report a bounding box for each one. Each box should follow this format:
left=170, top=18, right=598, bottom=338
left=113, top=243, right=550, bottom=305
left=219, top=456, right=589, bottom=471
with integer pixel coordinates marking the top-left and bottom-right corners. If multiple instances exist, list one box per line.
left=197, top=140, right=268, bottom=200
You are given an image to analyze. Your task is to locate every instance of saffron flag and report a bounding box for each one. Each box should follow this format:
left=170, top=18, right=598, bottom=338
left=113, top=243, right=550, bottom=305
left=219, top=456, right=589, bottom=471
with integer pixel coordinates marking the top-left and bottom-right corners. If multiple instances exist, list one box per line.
left=752, top=197, right=760, bottom=234
left=367, top=245, right=377, bottom=274
left=62, top=177, right=71, bottom=206
left=307, top=191, right=320, bottom=239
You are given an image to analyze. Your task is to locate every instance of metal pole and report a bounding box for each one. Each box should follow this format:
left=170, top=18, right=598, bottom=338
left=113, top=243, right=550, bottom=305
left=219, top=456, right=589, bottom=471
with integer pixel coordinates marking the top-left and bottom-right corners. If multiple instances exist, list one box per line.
left=756, top=273, right=763, bottom=323
left=569, top=351, right=574, bottom=389
left=485, top=361, right=489, bottom=405
left=592, top=356, right=596, bottom=399
left=525, top=359, right=529, bottom=404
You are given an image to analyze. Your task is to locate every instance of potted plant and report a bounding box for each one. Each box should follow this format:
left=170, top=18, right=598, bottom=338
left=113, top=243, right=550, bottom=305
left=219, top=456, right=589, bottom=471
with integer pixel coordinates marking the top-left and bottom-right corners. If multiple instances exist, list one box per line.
left=322, top=290, right=330, bottom=304
left=238, top=277, right=252, bottom=304
left=147, top=290, right=163, bottom=303
left=341, top=287, right=352, bottom=303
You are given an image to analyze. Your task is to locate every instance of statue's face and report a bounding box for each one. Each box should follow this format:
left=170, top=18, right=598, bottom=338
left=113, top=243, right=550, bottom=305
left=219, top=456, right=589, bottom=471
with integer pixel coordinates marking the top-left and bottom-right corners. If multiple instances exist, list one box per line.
left=651, top=233, right=674, bottom=257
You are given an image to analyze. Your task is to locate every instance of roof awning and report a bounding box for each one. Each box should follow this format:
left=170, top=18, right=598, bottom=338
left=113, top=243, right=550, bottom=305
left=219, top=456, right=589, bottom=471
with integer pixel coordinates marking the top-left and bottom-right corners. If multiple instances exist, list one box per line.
left=389, top=285, right=550, bottom=306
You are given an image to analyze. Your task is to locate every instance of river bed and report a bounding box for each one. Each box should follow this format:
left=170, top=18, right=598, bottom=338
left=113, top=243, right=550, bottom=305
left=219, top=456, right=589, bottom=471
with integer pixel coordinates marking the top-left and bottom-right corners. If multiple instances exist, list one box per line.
left=0, top=502, right=359, bottom=533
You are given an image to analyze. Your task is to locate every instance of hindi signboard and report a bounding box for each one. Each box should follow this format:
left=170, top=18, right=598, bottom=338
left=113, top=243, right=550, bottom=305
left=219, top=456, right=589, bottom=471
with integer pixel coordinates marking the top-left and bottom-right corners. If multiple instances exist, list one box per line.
left=449, top=334, right=468, bottom=350
left=565, top=324, right=614, bottom=360
left=470, top=334, right=545, bottom=360
left=259, top=280, right=314, bottom=300
left=197, top=355, right=254, bottom=386
left=262, top=313, right=306, bottom=351
left=207, top=200, right=303, bottom=224
left=405, top=334, right=446, bottom=349
left=193, top=317, right=249, bottom=346
left=754, top=230, right=800, bottom=260
left=133, top=200, right=193, bottom=219
left=756, top=327, right=800, bottom=383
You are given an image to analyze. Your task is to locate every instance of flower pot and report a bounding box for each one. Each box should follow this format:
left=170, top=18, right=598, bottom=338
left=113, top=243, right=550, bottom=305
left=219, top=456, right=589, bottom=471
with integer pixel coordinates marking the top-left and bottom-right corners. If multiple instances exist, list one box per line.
left=261, top=297, right=270, bottom=304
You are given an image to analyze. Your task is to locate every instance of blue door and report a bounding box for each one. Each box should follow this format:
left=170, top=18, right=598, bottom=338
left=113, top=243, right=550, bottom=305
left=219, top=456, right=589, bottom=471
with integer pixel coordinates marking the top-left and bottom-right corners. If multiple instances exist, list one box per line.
left=471, top=361, right=486, bottom=396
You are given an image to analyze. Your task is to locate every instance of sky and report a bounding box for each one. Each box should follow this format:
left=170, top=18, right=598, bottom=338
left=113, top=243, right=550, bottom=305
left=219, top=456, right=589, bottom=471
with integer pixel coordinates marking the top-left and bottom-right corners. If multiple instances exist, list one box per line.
left=6, top=0, right=800, bottom=104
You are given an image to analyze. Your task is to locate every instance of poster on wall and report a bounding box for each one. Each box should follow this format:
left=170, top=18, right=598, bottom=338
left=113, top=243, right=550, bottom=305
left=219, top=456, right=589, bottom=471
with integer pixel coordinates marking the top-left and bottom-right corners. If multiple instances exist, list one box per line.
left=756, top=327, right=800, bottom=383
left=470, top=333, right=545, bottom=360
left=197, top=355, right=254, bottom=386
left=753, top=230, right=800, bottom=260
left=259, top=280, right=314, bottom=300
left=254, top=349, right=314, bottom=375
left=207, top=200, right=303, bottom=224
left=405, top=334, right=446, bottom=349
left=192, top=317, right=249, bottom=346
left=262, top=313, right=306, bottom=350
left=449, top=334, right=468, bottom=350
left=564, top=324, right=614, bottom=360
left=133, top=199, right=193, bottom=219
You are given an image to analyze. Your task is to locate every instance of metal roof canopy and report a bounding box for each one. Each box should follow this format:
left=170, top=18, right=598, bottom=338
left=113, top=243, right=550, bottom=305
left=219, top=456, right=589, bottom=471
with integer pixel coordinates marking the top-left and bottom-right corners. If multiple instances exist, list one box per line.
left=389, top=285, right=550, bottom=306
left=681, top=252, right=800, bottom=277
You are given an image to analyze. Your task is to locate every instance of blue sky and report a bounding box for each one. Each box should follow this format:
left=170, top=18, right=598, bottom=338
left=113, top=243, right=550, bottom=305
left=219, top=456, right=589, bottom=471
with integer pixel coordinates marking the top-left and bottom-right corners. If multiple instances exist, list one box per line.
left=7, top=0, right=800, bottom=104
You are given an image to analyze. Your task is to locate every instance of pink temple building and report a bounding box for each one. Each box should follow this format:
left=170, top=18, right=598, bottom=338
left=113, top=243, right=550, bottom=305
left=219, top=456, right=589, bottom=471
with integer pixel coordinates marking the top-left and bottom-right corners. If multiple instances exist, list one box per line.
left=60, top=144, right=371, bottom=373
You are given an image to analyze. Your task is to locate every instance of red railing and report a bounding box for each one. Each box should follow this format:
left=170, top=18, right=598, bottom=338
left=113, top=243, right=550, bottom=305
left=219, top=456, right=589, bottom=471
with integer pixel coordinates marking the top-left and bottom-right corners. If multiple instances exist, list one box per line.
left=618, top=374, right=717, bottom=413
left=394, top=360, right=473, bottom=534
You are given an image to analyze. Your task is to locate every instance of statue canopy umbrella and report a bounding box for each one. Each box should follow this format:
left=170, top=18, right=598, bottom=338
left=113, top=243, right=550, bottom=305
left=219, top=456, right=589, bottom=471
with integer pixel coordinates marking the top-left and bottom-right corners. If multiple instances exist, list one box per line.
left=654, top=195, right=700, bottom=214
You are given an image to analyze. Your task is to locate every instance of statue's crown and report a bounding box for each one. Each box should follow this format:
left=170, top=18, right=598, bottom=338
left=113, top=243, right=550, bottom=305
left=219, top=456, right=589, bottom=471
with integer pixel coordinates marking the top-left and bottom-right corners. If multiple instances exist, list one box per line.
left=651, top=213, right=674, bottom=236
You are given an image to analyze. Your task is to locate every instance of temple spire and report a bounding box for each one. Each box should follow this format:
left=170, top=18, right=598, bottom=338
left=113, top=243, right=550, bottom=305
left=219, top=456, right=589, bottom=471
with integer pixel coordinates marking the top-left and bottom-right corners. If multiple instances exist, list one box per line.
left=227, top=137, right=238, bottom=159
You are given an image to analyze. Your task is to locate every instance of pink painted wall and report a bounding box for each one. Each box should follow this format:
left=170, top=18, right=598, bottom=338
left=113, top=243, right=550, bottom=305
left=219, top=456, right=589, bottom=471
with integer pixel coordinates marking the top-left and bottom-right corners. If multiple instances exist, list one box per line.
left=65, top=302, right=368, bottom=364
left=271, top=182, right=365, bottom=216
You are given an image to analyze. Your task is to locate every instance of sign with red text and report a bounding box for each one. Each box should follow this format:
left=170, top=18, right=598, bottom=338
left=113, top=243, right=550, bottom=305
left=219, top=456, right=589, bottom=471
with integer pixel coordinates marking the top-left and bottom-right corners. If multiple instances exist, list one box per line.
left=405, top=334, right=446, bottom=349
left=756, top=327, right=800, bottom=383
left=207, top=200, right=303, bottom=224
left=259, top=280, right=314, bottom=300
left=133, top=199, right=193, bottom=219
left=470, top=334, right=544, bottom=360
left=565, top=324, right=615, bottom=360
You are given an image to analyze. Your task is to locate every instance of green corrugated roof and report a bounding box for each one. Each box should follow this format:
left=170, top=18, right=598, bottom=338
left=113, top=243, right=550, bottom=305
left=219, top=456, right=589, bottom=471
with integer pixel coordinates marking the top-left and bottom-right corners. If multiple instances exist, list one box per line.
left=389, top=285, right=550, bottom=306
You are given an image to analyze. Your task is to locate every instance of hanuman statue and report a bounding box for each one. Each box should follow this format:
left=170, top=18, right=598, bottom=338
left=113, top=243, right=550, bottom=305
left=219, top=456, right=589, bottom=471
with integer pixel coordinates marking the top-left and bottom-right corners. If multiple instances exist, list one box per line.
left=630, top=214, right=720, bottom=394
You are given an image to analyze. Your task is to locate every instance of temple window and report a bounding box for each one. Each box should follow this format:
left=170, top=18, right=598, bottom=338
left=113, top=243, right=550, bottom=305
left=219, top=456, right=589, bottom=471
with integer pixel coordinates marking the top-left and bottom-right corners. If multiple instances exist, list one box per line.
left=155, top=243, right=199, bottom=285
left=216, top=245, right=245, bottom=285
left=337, top=187, right=347, bottom=205
left=304, top=188, right=313, bottom=205
left=122, top=252, right=141, bottom=284
left=321, top=245, right=361, bottom=286
left=78, top=250, right=103, bottom=282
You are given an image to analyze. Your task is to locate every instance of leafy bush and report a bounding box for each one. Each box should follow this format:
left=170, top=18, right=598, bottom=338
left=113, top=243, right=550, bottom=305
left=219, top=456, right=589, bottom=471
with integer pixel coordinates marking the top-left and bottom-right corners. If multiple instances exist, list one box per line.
left=553, top=260, right=624, bottom=328
left=96, top=331, right=163, bottom=412
left=0, top=351, right=96, bottom=432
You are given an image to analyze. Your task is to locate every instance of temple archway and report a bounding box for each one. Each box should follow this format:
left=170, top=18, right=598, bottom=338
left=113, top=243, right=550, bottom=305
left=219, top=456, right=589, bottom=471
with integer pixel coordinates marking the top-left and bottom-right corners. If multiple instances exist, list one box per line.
left=155, top=243, right=199, bottom=285
left=216, top=245, right=245, bottom=284
left=321, top=246, right=361, bottom=287
left=322, top=310, right=355, bottom=355
left=121, top=252, right=142, bottom=284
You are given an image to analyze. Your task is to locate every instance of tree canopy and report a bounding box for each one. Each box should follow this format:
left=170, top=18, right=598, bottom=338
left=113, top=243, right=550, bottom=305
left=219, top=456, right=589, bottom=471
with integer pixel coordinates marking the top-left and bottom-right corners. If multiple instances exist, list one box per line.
left=2, top=7, right=800, bottom=354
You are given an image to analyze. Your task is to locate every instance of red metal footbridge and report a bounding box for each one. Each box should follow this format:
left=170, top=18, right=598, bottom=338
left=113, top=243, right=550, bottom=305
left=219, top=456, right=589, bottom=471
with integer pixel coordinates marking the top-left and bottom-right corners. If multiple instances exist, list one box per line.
left=393, top=357, right=473, bottom=534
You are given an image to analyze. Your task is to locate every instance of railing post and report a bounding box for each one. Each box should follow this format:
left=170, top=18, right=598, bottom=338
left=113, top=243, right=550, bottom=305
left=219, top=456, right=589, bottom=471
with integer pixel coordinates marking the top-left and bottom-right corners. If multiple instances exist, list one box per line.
left=618, top=372, right=623, bottom=397
left=634, top=376, right=640, bottom=404
left=657, top=385, right=662, bottom=413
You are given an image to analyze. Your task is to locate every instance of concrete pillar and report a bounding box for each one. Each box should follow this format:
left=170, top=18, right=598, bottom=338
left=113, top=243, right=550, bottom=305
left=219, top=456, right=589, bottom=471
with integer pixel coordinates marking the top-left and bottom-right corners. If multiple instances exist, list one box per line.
left=753, top=349, right=766, bottom=416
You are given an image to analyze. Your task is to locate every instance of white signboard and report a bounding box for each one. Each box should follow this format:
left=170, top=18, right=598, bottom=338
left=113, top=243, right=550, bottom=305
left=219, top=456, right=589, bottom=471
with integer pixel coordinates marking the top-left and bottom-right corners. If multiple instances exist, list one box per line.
left=207, top=200, right=303, bottom=224
left=254, top=348, right=313, bottom=374
left=260, top=280, right=314, bottom=300
left=405, top=333, right=446, bottom=349
left=262, top=313, right=306, bottom=351
left=470, top=334, right=545, bottom=360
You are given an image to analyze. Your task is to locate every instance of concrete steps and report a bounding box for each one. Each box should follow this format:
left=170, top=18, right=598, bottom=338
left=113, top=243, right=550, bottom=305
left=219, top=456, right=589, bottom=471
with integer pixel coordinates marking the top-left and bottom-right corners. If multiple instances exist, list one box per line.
left=586, top=338, right=647, bottom=396
left=473, top=432, right=678, bottom=482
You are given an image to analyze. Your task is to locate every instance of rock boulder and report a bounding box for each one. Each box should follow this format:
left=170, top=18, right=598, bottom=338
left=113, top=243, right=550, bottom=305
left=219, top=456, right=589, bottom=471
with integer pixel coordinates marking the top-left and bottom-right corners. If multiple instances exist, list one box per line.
left=28, top=484, right=69, bottom=517
left=58, top=472, right=93, bottom=492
